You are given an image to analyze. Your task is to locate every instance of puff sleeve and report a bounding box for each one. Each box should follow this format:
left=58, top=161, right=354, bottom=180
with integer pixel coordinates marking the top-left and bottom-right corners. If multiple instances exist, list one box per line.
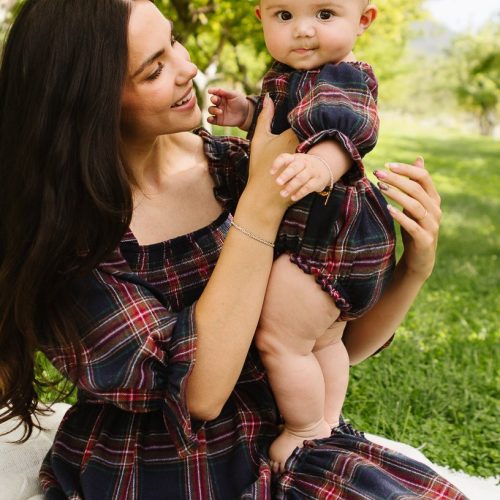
left=287, top=62, right=379, bottom=183
left=44, top=255, right=201, bottom=457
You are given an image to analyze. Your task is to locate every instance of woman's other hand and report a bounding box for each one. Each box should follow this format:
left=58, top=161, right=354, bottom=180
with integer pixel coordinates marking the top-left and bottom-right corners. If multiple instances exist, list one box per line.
left=344, top=157, right=442, bottom=364
left=374, top=157, right=441, bottom=281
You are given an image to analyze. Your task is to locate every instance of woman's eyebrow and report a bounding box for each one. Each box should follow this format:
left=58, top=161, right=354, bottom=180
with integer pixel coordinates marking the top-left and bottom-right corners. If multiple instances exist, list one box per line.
left=131, top=20, right=173, bottom=78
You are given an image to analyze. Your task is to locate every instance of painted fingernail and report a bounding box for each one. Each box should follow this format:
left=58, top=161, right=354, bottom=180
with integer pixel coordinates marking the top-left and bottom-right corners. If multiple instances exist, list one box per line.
left=378, top=181, right=389, bottom=191
left=374, top=170, right=388, bottom=179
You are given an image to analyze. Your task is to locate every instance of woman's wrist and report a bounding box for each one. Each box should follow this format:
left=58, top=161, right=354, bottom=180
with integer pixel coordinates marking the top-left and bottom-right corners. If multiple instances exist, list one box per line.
left=234, top=191, right=284, bottom=242
left=395, top=255, right=431, bottom=288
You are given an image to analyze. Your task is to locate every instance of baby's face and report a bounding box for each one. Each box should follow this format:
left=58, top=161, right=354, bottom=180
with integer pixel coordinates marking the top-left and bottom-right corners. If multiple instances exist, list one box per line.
left=257, top=0, right=372, bottom=70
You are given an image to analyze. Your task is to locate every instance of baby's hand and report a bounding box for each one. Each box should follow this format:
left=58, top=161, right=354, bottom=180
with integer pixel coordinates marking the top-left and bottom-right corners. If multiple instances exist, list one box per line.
left=207, top=88, right=251, bottom=129
left=271, top=153, right=333, bottom=202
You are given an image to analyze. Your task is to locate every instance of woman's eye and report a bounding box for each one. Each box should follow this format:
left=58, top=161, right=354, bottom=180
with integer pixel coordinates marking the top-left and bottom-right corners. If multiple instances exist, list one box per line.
left=277, top=11, right=292, bottom=21
left=317, top=10, right=334, bottom=20
left=147, top=62, right=164, bottom=81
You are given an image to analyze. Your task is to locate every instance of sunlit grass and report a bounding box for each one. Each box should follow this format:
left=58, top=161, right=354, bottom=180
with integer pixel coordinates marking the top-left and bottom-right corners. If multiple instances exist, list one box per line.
left=344, top=117, right=500, bottom=477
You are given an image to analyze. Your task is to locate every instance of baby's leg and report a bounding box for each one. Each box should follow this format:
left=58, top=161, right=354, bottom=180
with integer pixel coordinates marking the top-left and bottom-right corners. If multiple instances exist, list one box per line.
left=313, top=321, right=349, bottom=428
left=255, top=254, right=340, bottom=473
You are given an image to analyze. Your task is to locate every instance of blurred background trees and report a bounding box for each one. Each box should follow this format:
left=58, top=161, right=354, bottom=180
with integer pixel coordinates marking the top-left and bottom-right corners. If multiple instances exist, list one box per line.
left=2, top=0, right=498, bottom=135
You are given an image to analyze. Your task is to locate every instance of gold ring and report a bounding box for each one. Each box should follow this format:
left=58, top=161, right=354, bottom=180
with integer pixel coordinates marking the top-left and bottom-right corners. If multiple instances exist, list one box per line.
left=418, top=209, right=429, bottom=221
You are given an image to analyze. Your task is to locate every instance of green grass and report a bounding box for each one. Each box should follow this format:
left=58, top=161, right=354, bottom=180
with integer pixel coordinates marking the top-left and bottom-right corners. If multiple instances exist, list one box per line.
left=38, top=119, right=499, bottom=477
left=344, top=117, right=500, bottom=477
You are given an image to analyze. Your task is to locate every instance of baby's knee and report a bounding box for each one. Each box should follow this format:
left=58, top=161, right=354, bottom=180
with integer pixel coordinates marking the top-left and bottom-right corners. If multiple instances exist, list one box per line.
left=254, top=324, right=283, bottom=356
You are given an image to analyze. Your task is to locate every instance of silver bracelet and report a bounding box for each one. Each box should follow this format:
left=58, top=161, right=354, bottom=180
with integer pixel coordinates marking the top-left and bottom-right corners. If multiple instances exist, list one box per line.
left=230, top=220, right=275, bottom=248
left=309, top=154, right=334, bottom=205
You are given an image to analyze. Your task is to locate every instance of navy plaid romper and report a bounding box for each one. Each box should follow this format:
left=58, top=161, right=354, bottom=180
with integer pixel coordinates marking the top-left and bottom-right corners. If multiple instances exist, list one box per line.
left=248, top=61, right=396, bottom=320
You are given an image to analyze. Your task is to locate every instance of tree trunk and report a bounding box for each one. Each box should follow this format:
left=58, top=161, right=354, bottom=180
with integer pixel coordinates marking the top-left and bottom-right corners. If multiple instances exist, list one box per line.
left=479, top=108, right=495, bottom=137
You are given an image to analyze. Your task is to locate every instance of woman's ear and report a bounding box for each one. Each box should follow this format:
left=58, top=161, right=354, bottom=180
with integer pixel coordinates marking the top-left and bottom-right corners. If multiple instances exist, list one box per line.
left=357, top=5, right=378, bottom=35
left=255, top=6, right=262, bottom=21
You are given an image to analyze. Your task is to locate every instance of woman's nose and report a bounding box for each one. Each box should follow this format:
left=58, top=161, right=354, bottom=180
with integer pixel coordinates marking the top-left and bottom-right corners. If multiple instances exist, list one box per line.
left=175, top=55, right=198, bottom=85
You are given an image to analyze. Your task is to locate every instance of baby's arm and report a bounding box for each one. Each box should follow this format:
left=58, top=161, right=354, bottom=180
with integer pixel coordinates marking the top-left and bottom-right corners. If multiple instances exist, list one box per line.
left=207, top=88, right=255, bottom=131
left=271, top=140, right=351, bottom=202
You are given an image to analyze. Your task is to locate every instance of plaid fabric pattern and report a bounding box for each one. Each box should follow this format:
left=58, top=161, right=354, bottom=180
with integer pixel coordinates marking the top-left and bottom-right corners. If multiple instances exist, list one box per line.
left=200, top=112, right=395, bottom=320
left=39, top=135, right=466, bottom=499
left=248, top=61, right=380, bottom=184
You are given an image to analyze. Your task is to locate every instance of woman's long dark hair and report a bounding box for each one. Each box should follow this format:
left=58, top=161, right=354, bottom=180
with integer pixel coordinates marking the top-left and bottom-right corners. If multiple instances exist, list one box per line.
left=0, top=0, right=134, bottom=440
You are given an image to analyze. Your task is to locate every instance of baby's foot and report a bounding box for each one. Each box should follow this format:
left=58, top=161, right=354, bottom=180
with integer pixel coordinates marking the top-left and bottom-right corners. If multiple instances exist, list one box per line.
left=269, top=419, right=331, bottom=474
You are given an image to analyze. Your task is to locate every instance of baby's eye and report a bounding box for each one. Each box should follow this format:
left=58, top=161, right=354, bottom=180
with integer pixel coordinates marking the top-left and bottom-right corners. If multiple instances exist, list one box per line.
left=317, top=10, right=334, bottom=20
left=277, top=10, right=293, bottom=21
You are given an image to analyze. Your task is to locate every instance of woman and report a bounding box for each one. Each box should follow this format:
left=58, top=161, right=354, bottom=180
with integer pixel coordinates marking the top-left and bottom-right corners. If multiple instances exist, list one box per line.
left=0, top=0, right=464, bottom=498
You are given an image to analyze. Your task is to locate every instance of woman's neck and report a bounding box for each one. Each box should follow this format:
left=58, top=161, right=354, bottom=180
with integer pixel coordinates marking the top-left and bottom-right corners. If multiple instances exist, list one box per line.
left=121, top=132, right=204, bottom=193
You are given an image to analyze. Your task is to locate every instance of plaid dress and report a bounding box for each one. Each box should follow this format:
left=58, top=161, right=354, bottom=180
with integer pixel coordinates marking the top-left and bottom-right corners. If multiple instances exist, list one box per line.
left=247, top=61, right=395, bottom=320
left=38, top=132, right=467, bottom=499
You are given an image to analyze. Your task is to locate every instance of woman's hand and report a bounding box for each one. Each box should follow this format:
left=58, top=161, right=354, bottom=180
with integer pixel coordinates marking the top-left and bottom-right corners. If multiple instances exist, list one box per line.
left=344, top=157, right=442, bottom=364
left=374, top=156, right=441, bottom=281
left=244, top=95, right=299, bottom=218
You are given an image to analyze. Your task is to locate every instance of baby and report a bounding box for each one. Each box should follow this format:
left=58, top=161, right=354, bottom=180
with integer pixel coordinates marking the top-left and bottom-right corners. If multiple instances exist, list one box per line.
left=208, top=0, right=396, bottom=472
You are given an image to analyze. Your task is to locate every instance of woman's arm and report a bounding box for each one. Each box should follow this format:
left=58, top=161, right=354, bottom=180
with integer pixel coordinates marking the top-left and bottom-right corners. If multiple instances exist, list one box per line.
left=187, top=97, right=299, bottom=419
left=343, top=157, right=442, bottom=365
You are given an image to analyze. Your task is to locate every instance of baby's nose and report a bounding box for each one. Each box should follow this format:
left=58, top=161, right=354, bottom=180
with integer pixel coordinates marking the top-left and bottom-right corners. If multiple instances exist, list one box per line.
left=293, top=20, right=315, bottom=38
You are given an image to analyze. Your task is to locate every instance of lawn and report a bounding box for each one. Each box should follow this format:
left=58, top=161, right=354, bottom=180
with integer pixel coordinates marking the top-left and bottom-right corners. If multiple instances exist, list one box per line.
left=343, top=117, right=500, bottom=477
left=38, top=118, right=499, bottom=478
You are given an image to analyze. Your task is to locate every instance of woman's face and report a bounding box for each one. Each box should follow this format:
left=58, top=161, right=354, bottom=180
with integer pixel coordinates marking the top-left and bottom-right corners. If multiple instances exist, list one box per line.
left=121, top=0, right=200, bottom=139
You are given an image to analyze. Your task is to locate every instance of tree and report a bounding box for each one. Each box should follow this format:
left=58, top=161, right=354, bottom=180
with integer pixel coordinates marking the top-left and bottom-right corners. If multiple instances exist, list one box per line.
left=448, top=20, right=499, bottom=136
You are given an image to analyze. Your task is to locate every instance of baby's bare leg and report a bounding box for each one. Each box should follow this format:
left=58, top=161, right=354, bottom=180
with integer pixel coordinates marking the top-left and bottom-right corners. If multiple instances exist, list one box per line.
left=313, top=321, right=349, bottom=428
left=255, top=255, right=340, bottom=473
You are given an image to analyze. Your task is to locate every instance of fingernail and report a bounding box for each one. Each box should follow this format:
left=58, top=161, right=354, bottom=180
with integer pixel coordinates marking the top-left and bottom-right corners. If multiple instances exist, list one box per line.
left=276, top=177, right=284, bottom=185
left=386, top=163, right=400, bottom=170
left=374, top=170, right=387, bottom=179
left=280, top=189, right=288, bottom=197
left=387, top=203, right=396, bottom=212
left=378, top=181, right=389, bottom=191
left=264, top=92, right=271, bottom=105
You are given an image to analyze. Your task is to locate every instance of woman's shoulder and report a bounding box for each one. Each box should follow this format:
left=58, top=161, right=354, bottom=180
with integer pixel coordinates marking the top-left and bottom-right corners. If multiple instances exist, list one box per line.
left=193, top=127, right=249, bottom=165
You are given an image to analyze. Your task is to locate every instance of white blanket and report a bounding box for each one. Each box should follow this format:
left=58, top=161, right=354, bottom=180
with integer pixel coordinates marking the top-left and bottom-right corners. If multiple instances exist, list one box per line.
left=0, top=404, right=497, bottom=500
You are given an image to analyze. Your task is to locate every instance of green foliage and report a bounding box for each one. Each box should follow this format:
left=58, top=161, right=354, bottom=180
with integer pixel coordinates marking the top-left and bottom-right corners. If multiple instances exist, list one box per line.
left=157, top=0, right=269, bottom=93
left=445, top=20, right=499, bottom=135
left=356, top=0, right=425, bottom=81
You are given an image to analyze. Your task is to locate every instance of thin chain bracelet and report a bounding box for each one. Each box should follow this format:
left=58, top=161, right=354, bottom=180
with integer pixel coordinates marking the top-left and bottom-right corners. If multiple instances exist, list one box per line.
left=230, top=220, right=275, bottom=248
left=309, top=154, right=334, bottom=205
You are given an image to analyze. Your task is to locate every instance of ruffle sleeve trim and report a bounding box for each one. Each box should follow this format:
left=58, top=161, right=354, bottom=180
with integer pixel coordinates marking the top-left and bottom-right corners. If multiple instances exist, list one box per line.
left=194, top=127, right=250, bottom=214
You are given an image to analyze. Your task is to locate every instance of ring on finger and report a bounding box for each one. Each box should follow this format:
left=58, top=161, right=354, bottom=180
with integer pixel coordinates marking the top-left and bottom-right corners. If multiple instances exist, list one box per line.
left=417, top=208, right=429, bottom=221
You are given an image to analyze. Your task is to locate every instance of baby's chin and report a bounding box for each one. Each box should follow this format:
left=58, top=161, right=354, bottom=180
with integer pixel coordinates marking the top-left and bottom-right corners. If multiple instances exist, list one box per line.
left=281, top=55, right=335, bottom=71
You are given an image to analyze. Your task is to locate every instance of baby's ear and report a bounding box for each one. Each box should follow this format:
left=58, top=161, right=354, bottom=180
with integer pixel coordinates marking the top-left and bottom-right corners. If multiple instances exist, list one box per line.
left=358, top=5, right=378, bottom=35
left=255, top=6, right=262, bottom=21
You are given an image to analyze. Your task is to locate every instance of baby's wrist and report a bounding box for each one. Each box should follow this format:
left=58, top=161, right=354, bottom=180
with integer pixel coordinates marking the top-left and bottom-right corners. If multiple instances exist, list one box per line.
left=239, top=98, right=255, bottom=132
